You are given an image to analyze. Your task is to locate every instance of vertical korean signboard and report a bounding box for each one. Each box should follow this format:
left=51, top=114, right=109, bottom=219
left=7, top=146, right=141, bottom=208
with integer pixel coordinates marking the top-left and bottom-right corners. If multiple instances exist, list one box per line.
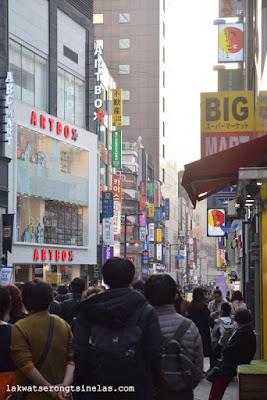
left=112, top=175, right=122, bottom=240
left=112, top=89, right=122, bottom=126
left=148, top=203, right=154, bottom=218
left=201, top=91, right=254, bottom=158
left=164, top=199, right=170, bottom=220
left=112, top=131, right=122, bottom=168
left=148, top=182, right=154, bottom=197
left=102, top=191, right=114, bottom=218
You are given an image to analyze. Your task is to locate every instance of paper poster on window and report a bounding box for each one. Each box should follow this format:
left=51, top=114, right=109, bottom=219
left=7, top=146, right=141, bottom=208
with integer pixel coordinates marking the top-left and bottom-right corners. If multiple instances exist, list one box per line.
left=218, top=23, right=244, bottom=63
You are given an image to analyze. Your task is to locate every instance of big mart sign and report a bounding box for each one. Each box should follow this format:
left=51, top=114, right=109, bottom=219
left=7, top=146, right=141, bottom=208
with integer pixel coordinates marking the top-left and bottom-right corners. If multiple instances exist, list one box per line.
left=201, top=91, right=254, bottom=157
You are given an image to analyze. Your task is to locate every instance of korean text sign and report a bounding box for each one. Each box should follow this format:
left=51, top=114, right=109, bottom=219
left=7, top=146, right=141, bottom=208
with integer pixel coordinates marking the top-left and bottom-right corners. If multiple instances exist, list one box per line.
left=102, top=191, right=114, bottom=218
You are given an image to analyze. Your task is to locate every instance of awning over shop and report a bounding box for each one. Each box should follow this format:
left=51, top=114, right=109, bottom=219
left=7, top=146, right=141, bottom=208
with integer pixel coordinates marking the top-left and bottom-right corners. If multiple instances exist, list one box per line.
left=182, top=135, right=267, bottom=208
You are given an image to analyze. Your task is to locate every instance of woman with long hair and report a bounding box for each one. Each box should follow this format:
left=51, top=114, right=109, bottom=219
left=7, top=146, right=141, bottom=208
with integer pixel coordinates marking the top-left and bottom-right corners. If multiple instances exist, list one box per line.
left=4, top=284, right=27, bottom=324
left=188, top=287, right=212, bottom=361
left=231, top=290, right=247, bottom=313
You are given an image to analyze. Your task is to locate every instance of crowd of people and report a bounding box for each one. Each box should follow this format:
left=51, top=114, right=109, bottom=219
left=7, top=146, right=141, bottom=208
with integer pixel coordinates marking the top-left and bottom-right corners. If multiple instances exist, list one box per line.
left=0, top=257, right=256, bottom=400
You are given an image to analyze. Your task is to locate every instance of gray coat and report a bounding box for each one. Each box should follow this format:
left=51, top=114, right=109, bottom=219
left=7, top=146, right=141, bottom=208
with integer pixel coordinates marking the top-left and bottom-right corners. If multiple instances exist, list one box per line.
left=155, top=304, right=203, bottom=388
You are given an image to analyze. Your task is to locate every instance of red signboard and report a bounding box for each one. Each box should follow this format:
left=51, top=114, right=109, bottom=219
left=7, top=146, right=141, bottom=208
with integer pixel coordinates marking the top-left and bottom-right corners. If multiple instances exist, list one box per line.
left=112, top=174, right=122, bottom=202
left=139, top=196, right=146, bottom=211
left=140, top=182, right=146, bottom=196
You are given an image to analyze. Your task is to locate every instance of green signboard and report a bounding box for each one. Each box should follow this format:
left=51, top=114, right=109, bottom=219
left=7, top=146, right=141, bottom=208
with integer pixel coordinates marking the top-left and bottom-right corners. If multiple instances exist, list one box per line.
left=148, top=182, right=154, bottom=197
left=112, top=130, right=122, bottom=168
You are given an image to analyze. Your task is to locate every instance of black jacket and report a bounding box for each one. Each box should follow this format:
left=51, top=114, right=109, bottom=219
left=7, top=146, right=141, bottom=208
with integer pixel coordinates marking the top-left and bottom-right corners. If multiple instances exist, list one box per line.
left=217, top=324, right=256, bottom=381
left=60, top=292, right=82, bottom=326
left=188, top=304, right=212, bottom=357
left=73, top=288, right=163, bottom=399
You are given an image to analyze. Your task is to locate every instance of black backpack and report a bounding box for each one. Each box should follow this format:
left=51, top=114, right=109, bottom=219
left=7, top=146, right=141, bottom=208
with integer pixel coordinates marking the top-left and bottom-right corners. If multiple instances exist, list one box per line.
left=75, top=304, right=147, bottom=389
left=159, top=319, right=195, bottom=392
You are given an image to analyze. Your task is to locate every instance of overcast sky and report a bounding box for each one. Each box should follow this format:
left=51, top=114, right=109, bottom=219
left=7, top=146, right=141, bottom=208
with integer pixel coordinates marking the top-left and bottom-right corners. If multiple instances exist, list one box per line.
left=166, top=0, right=218, bottom=170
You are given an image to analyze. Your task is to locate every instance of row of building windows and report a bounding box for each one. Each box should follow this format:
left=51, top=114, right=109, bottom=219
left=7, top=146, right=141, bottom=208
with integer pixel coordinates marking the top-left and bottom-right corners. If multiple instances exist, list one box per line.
left=93, top=12, right=130, bottom=24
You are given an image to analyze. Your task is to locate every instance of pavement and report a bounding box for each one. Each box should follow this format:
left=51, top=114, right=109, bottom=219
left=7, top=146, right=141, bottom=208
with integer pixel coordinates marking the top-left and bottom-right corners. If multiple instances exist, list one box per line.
left=194, top=358, right=239, bottom=400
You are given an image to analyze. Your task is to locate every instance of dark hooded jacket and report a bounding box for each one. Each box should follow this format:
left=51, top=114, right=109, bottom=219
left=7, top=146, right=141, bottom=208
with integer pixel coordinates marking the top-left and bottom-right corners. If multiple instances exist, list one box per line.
left=216, top=324, right=256, bottom=381
left=73, top=288, right=163, bottom=399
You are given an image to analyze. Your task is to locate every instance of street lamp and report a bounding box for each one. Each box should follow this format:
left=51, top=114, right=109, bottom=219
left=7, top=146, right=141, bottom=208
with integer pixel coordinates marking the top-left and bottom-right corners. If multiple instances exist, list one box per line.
left=123, top=212, right=143, bottom=258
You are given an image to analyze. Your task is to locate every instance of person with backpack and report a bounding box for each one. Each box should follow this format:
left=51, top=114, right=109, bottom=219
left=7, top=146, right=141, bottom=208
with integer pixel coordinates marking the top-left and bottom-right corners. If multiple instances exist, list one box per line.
left=208, top=309, right=256, bottom=400
left=210, top=302, right=236, bottom=368
left=73, top=257, right=163, bottom=399
left=60, top=278, right=86, bottom=328
left=145, top=274, right=203, bottom=400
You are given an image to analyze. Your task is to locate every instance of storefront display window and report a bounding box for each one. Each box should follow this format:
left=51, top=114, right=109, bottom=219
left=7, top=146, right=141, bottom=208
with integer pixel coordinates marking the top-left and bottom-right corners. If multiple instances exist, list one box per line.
left=16, top=126, right=89, bottom=246
left=57, top=67, right=85, bottom=127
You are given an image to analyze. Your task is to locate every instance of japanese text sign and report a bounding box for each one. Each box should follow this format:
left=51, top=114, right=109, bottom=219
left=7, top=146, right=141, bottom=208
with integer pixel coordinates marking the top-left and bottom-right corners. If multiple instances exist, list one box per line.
left=112, top=89, right=122, bottom=126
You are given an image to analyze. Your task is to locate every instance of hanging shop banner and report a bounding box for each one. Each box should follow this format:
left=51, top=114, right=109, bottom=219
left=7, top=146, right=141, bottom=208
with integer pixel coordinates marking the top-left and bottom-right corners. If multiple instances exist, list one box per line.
left=113, top=202, right=121, bottom=239
left=112, top=131, right=122, bottom=168
left=112, top=89, right=122, bottom=126
left=164, top=198, right=170, bottom=220
left=103, top=218, right=114, bottom=246
left=139, top=196, right=146, bottom=211
left=149, top=243, right=154, bottom=259
left=201, top=91, right=254, bottom=158
left=142, top=250, right=149, bottom=265
left=102, top=191, right=114, bottom=218
left=207, top=209, right=226, bottom=237
left=156, top=209, right=162, bottom=222
left=139, top=227, right=146, bottom=241
left=148, top=223, right=155, bottom=241
left=140, top=182, right=146, bottom=196
left=156, top=243, right=163, bottom=261
left=218, top=23, right=244, bottom=63
left=165, top=242, right=170, bottom=268
left=148, top=203, right=154, bottom=218
left=103, top=246, right=114, bottom=263
left=139, top=211, right=146, bottom=227
left=148, top=182, right=154, bottom=197
left=112, top=174, right=122, bottom=203
left=219, top=0, right=244, bottom=18
left=2, top=214, right=14, bottom=254
left=0, top=267, right=13, bottom=285
left=156, top=229, right=162, bottom=243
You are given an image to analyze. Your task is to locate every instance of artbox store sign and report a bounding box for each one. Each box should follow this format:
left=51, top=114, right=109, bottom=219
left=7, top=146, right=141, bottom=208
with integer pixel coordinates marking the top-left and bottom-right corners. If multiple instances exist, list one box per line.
left=30, top=111, right=78, bottom=142
left=5, top=72, right=14, bottom=144
left=93, top=46, right=104, bottom=122
left=33, top=248, right=74, bottom=262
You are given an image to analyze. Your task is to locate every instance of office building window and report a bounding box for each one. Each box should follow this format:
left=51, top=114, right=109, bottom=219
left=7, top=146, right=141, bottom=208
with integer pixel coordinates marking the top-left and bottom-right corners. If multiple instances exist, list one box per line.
left=163, top=22, right=165, bottom=38
left=122, top=90, right=130, bottom=100
left=100, top=160, right=108, bottom=185
left=163, top=121, right=165, bottom=137
left=119, top=12, right=130, bottom=23
left=123, top=116, right=130, bottom=126
left=163, top=97, right=165, bottom=112
left=57, top=67, right=85, bottom=127
left=162, top=168, right=165, bottom=183
left=93, top=14, right=103, bottom=24
left=119, top=38, right=130, bottom=49
left=163, top=144, right=165, bottom=159
left=95, top=39, right=103, bottom=49
left=9, top=39, right=47, bottom=110
left=119, top=64, right=130, bottom=74
left=98, top=121, right=107, bottom=147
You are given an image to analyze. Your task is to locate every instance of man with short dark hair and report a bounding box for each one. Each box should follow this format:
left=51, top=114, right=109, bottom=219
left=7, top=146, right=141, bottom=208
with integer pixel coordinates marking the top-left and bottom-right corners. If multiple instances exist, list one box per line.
left=60, top=277, right=86, bottom=327
left=73, top=257, right=163, bottom=399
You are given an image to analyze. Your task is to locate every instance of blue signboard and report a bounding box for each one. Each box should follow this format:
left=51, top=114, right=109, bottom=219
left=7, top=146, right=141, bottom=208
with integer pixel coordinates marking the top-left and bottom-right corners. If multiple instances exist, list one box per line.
left=156, top=209, right=162, bottom=222
left=165, top=198, right=170, bottom=220
left=102, top=191, right=114, bottom=218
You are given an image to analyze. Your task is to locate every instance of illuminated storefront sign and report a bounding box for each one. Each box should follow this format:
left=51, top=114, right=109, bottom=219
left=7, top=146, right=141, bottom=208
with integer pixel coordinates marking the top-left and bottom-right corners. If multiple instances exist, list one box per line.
left=94, top=46, right=104, bottom=121
left=33, top=248, right=74, bottom=262
left=30, top=111, right=78, bottom=141
left=5, top=72, right=14, bottom=144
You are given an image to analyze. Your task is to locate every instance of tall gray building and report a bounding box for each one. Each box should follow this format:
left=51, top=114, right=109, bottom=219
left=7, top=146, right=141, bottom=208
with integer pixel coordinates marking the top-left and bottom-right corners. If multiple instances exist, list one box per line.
left=94, top=0, right=179, bottom=263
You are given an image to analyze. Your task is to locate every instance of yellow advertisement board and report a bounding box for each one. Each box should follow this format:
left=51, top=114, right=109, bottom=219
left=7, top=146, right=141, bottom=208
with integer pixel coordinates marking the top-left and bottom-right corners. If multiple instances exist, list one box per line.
left=201, top=91, right=254, bottom=133
left=46, top=273, right=61, bottom=284
left=148, top=203, right=154, bottom=218
left=156, top=229, right=162, bottom=242
left=112, top=89, right=122, bottom=126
